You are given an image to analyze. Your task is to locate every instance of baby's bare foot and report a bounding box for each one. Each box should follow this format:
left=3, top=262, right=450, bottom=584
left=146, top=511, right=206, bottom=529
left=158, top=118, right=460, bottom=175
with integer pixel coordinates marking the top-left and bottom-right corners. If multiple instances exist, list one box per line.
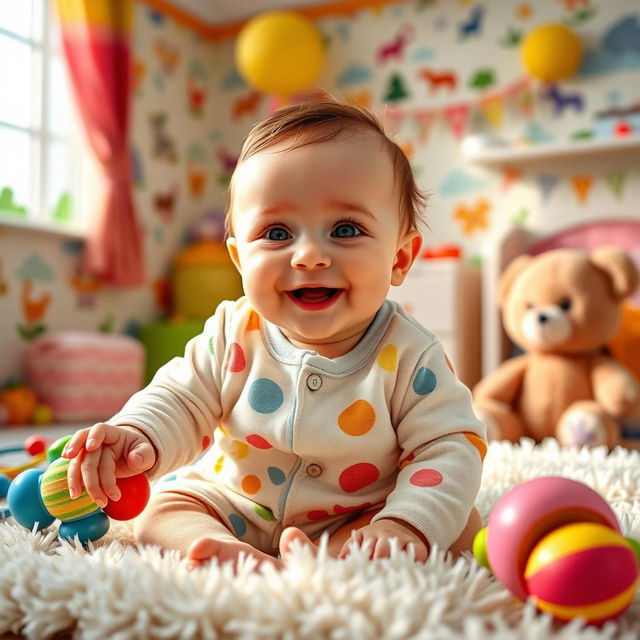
left=187, top=535, right=281, bottom=571
left=279, top=527, right=326, bottom=567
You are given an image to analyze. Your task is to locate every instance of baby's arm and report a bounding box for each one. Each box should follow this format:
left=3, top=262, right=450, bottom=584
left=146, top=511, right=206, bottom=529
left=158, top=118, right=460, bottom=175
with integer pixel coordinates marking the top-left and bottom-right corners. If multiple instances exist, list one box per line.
left=367, top=341, right=486, bottom=556
left=105, top=306, right=229, bottom=479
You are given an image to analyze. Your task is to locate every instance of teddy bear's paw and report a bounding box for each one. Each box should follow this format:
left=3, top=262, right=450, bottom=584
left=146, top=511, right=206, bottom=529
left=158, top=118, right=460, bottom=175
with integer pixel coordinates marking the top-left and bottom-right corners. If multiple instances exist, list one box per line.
left=557, top=409, right=607, bottom=447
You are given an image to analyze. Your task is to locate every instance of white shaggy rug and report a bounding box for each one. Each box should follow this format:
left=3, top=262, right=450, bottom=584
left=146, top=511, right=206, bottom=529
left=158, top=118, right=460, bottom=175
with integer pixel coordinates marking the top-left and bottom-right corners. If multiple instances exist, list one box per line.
left=2, top=439, right=640, bottom=640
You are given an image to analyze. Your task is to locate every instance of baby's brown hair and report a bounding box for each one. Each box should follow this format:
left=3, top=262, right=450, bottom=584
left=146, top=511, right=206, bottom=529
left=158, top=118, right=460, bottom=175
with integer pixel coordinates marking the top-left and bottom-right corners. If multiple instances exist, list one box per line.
left=226, top=100, right=426, bottom=236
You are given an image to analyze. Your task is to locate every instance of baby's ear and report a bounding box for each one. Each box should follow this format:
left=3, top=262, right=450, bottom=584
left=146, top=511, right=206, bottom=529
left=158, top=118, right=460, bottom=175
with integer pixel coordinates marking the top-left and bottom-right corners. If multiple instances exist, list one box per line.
left=498, top=255, right=533, bottom=308
left=391, top=230, right=422, bottom=286
left=226, top=237, right=241, bottom=273
left=591, top=247, right=640, bottom=300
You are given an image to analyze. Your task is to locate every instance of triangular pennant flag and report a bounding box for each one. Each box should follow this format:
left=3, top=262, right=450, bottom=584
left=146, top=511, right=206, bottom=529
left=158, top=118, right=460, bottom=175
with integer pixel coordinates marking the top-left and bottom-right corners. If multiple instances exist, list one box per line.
left=502, top=166, right=522, bottom=191
left=604, top=171, right=627, bottom=200
left=538, top=174, right=560, bottom=203
left=413, top=110, right=436, bottom=142
left=571, top=175, right=594, bottom=205
left=443, top=104, right=469, bottom=140
left=479, top=95, right=504, bottom=128
left=382, top=108, right=406, bottom=137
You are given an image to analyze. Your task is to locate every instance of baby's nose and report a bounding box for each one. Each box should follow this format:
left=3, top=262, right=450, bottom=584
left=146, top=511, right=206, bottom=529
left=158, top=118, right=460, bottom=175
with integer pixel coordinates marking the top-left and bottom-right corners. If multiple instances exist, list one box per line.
left=291, top=240, right=331, bottom=269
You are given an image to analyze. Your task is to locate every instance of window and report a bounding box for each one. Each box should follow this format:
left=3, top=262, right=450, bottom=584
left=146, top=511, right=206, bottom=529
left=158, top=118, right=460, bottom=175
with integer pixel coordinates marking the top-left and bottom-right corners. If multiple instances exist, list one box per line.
left=0, top=0, right=93, bottom=236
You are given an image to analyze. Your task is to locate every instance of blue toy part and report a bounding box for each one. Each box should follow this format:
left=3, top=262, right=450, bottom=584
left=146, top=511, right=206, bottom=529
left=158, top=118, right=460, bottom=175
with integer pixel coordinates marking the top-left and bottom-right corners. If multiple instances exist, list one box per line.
left=58, top=510, right=110, bottom=545
left=0, top=472, right=10, bottom=498
left=7, top=468, right=55, bottom=530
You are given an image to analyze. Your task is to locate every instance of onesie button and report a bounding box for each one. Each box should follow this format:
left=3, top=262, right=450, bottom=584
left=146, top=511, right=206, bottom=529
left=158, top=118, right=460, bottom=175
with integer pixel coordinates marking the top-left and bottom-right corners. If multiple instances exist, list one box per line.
left=306, top=374, right=322, bottom=391
left=306, top=463, right=323, bottom=477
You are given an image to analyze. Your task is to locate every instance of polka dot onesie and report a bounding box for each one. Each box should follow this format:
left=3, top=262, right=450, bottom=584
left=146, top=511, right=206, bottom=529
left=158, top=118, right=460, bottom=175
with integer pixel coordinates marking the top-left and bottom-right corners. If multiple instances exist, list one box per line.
left=111, top=298, right=486, bottom=554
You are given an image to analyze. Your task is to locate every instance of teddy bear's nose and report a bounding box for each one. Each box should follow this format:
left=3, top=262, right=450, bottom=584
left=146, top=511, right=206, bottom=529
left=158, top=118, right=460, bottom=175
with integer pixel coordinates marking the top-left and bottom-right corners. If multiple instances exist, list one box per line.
left=538, top=313, right=549, bottom=324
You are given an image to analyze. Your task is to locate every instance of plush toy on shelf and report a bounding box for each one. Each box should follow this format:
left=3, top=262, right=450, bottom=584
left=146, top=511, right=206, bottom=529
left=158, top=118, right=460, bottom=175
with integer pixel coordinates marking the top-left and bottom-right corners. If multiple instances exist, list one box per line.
left=474, top=477, right=640, bottom=625
left=473, top=247, right=640, bottom=448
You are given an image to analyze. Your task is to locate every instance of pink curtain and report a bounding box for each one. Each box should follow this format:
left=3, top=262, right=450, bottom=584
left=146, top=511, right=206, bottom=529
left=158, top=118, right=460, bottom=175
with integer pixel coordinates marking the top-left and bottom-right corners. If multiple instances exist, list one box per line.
left=55, top=0, right=144, bottom=286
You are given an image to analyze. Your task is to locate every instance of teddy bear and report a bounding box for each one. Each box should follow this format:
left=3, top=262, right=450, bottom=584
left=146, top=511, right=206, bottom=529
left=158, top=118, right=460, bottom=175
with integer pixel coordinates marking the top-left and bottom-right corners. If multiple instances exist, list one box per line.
left=473, top=247, right=640, bottom=449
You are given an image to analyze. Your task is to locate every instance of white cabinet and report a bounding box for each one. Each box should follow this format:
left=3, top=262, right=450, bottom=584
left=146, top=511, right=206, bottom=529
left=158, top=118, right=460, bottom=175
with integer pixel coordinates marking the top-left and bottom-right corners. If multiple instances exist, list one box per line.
left=388, top=258, right=481, bottom=389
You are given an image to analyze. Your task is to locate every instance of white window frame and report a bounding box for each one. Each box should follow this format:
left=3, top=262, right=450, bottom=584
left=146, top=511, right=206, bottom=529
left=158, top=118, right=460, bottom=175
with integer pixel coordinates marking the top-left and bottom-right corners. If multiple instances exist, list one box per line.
left=0, top=0, right=92, bottom=237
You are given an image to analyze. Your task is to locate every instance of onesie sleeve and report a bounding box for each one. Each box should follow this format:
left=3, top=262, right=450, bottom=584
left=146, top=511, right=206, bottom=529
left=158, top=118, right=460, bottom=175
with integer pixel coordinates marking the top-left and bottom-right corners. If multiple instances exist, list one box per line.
left=372, top=339, right=487, bottom=551
left=108, top=302, right=229, bottom=479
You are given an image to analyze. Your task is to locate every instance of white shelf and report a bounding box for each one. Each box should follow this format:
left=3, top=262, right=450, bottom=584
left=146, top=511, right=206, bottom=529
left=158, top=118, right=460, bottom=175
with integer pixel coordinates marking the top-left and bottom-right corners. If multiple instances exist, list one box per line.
left=463, top=136, right=640, bottom=166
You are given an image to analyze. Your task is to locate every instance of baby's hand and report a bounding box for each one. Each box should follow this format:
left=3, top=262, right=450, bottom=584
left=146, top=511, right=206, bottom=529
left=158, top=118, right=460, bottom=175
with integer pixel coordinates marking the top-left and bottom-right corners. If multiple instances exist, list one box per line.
left=339, top=518, right=429, bottom=562
left=62, top=423, right=156, bottom=509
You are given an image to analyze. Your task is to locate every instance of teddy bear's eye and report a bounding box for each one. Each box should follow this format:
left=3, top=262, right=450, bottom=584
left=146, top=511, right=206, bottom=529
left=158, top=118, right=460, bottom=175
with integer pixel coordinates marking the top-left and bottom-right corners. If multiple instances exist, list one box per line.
left=558, top=298, right=572, bottom=311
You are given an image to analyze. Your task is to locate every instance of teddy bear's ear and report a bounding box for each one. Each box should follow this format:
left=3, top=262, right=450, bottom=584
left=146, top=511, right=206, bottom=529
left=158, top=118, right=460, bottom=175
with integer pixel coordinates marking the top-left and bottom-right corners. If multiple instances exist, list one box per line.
left=498, top=255, right=533, bottom=308
left=591, top=247, right=640, bottom=300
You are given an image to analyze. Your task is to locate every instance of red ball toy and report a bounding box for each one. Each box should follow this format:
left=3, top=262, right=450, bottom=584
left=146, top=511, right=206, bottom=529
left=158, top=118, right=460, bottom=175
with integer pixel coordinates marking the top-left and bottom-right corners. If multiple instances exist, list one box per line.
left=103, top=474, right=150, bottom=521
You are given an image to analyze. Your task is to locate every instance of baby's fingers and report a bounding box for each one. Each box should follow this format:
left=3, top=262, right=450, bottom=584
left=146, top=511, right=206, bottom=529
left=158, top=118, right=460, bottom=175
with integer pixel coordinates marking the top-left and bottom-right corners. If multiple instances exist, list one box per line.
left=126, top=440, right=155, bottom=472
left=62, top=428, right=91, bottom=459
left=66, top=448, right=85, bottom=499
left=79, top=448, right=109, bottom=508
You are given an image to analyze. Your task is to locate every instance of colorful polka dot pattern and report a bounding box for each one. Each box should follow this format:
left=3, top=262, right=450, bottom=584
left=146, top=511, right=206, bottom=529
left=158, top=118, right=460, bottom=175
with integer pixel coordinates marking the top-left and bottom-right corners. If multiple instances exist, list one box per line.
left=464, top=432, right=487, bottom=461
left=246, top=434, right=272, bottom=449
left=225, top=343, right=246, bottom=372
left=248, top=378, right=284, bottom=414
left=255, top=504, right=276, bottom=521
left=377, top=344, right=398, bottom=371
left=228, top=514, right=247, bottom=537
left=268, top=466, right=286, bottom=485
left=211, top=340, right=477, bottom=530
left=246, top=310, right=261, bottom=331
left=339, top=462, right=380, bottom=493
left=409, top=468, right=443, bottom=487
left=338, top=400, right=376, bottom=436
left=242, top=475, right=261, bottom=494
left=413, top=367, right=437, bottom=395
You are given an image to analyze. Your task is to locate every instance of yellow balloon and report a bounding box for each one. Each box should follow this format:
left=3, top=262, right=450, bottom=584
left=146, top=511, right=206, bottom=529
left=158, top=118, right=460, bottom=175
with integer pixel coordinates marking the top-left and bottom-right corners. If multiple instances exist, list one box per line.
left=521, top=23, right=583, bottom=82
left=236, top=11, right=325, bottom=96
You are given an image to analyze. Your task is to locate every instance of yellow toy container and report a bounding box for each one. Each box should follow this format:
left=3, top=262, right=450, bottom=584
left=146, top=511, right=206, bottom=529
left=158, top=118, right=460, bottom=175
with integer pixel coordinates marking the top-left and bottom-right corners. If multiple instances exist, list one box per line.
left=171, top=241, right=243, bottom=319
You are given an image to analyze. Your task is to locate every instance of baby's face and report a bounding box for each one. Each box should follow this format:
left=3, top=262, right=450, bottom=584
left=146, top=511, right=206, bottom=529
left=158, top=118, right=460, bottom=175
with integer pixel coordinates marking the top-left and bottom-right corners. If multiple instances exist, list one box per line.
left=227, top=132, right=421, bottom=357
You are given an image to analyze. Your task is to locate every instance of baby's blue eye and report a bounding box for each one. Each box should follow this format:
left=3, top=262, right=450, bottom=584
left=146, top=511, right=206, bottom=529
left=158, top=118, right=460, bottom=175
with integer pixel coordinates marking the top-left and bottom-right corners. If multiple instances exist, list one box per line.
left=332, top=223, right=361, bottom=238
left=265, top=227, right=291, bottom=241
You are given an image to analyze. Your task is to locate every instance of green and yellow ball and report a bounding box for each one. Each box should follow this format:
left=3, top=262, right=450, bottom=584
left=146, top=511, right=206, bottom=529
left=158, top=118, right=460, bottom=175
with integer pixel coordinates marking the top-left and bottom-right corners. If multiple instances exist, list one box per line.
left=40, top=457, right=100, bottom=521
left=524, top=522, right=639, bottom=624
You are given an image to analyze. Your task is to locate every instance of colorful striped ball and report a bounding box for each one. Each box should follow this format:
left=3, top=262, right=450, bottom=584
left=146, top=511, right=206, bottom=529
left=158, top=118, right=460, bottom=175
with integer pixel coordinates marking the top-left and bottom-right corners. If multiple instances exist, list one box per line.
left=525, top=522, right=639, bottom=624
left=40, top=457, right=100, bottom=521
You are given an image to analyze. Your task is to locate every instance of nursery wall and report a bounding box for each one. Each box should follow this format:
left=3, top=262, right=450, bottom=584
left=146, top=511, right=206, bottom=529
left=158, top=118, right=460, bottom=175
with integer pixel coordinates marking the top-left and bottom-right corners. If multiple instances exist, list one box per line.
left=0, top=6, right=228, bottom=382
left=0, top=0, right=639, bottom=385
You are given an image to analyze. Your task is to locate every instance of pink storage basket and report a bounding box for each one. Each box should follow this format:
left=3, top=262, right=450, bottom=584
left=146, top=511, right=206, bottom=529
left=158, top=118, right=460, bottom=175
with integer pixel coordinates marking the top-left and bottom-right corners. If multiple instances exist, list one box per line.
left=26, top=332, right=144, bottom=423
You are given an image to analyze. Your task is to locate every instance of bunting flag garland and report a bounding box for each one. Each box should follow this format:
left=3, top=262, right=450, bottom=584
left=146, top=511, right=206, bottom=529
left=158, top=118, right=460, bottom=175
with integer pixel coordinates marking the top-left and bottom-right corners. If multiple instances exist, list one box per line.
left=501, top=166, right=522, bottom=191
left=443, top=104, right=470, bottom=140
left=604, top=171, right=627, bottom=200
left=571, top=175, right=594, bottom=205
left=538, top=174, right=560, bottom=203
left=382, top=77, right=531, bottom=140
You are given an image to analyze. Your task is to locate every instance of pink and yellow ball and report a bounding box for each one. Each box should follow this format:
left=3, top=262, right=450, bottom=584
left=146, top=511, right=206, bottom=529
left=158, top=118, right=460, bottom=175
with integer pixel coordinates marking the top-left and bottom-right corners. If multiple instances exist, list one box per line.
left=486, top=477, right=620, bottom=601
left=525, top=523, right=638, bottom=624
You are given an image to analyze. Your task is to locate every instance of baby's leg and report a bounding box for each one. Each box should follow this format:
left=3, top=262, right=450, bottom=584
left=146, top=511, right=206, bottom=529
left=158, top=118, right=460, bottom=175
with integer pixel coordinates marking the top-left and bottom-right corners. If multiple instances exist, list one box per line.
left=280, top=506, right=482, bottom=560
left=133, top=491, right=280, bottom=569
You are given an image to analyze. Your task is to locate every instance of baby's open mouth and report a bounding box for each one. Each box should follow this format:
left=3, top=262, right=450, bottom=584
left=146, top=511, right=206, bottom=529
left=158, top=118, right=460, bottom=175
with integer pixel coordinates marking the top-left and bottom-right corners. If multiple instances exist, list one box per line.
left=291, top=287, right=339, bottom=303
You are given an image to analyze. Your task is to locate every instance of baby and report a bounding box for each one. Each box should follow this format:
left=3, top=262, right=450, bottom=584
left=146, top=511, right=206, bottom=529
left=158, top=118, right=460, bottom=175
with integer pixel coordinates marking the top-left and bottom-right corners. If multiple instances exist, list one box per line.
left=63, top=101, right=486, bottom=570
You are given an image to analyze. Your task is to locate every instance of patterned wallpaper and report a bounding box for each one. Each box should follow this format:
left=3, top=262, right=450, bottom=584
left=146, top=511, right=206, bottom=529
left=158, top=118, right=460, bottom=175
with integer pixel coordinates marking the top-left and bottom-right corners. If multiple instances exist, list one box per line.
left=0, top=0, right=638, bottom=384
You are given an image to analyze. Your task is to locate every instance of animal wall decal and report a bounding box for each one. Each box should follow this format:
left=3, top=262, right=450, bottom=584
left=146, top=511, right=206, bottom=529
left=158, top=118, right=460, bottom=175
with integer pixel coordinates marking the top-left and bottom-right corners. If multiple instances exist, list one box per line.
left=542, top=84, right=585, bottom=115
left=459, top=5, right=484, bottom=39
left=376, top=24, right=414, bottom=64
left=149, top=113, right=178, bottom=162
left=417, top=67, right=458, bottom=93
